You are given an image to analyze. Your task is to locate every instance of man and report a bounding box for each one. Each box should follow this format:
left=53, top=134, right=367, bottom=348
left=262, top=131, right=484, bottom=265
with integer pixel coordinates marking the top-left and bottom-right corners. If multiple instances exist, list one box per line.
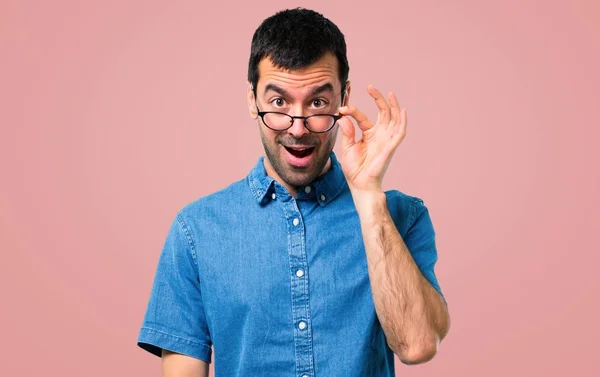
left=137, top=7, right=450, bottom=377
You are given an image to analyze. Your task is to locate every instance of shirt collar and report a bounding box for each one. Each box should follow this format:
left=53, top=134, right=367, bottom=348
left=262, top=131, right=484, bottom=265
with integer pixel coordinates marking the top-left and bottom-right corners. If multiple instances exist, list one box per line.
left=247, top=151, right=347, bottom=207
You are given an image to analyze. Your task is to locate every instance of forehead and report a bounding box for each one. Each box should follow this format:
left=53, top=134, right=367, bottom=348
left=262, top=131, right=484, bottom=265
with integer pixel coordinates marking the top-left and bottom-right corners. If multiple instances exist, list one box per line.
left=257, top=53, right=339, bottom=94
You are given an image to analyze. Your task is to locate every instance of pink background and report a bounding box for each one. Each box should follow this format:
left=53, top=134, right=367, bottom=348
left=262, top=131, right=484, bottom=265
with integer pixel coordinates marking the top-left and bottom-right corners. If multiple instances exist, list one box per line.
left=1, top=0, right=598, bottom=376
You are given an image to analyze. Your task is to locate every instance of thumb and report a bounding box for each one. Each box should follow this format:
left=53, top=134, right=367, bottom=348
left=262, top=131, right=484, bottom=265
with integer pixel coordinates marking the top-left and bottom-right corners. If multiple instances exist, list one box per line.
left=337, top=114, right=355, bottom=150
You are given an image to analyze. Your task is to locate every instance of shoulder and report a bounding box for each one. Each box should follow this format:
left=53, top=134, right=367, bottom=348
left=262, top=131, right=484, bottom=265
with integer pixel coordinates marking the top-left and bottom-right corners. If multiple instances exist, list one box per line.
left=385, top=189, right=426, bottom=215
left=384, top=189, right=428, bottom=234
left=172, top=178, right=249, bottom=233
left=180, top=178, right=247, bottom=213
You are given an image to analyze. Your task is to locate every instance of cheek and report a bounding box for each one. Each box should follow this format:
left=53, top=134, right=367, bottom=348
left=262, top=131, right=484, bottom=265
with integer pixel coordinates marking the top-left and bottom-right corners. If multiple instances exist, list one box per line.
left=319, top=131, right=336, bottom=148
left=259, top=126, right=281, bottom=146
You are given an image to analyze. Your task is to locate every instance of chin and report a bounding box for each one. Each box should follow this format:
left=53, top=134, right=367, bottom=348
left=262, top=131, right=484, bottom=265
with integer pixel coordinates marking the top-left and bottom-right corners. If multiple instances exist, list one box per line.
left=284, top=160, right=326, bottom=184
left=284, top=175, right=314, bottom=188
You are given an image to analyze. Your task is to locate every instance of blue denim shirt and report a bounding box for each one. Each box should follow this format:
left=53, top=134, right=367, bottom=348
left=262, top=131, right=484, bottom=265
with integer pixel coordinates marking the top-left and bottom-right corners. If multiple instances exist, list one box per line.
left=138, top=151, right=444, bottom=376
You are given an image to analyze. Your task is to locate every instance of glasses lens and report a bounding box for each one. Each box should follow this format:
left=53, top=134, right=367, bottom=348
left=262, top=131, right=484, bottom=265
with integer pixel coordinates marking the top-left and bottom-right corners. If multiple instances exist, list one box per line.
left=306, top=115, right=335, bottom=132
left=263, top=113, right=292, bottom=130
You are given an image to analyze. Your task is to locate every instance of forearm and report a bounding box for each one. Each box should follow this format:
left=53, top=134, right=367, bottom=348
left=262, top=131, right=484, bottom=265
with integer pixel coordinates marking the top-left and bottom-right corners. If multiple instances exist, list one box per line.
left=352, top=191, right=449, bottom=364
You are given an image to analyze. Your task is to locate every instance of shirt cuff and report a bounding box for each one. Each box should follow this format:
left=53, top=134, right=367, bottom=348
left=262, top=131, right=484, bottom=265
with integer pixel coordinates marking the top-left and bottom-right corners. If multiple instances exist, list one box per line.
left=137, top=327, right=212, bottom=363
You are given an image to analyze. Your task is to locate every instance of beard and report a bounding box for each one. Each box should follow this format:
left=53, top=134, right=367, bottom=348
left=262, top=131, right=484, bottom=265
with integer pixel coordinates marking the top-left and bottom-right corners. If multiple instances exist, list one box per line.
left=259, top=126, right=337, bottom=188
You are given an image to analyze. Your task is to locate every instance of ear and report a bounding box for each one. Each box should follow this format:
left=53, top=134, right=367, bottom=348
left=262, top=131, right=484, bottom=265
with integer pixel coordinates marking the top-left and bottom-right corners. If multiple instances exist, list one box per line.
left=247, top=82, right=258, bottom=119
left=343, top=80, right=351, bottom=107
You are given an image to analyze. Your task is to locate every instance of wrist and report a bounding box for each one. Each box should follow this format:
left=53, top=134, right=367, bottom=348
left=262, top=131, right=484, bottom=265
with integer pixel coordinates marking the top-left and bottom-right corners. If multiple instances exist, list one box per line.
left=350, top=189, right=387, bottom=215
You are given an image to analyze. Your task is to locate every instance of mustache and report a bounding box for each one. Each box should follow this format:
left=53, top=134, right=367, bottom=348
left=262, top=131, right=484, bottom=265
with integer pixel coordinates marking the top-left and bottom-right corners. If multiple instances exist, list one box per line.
left=277, top=137, right=319, bottom=147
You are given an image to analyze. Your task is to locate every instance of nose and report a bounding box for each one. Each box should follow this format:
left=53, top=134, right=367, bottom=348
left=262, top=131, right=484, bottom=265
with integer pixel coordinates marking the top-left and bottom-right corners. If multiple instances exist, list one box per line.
left=287, top=115, right=311, bottom=138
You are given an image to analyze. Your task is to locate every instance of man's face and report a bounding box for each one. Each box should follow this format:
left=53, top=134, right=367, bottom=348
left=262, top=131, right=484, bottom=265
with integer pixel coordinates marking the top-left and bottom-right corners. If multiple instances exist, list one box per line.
left=247, top=53, right=350, bottom=190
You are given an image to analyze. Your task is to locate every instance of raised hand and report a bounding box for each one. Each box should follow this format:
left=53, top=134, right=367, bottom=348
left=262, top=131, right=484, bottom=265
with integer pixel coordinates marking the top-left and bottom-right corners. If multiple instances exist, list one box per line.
left=337, top=84, right=407, bottom=194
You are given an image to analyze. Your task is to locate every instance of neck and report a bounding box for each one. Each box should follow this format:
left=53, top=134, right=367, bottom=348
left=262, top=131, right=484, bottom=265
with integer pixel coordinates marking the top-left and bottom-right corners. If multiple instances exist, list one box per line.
left=264, top=157, right=331, bottom=198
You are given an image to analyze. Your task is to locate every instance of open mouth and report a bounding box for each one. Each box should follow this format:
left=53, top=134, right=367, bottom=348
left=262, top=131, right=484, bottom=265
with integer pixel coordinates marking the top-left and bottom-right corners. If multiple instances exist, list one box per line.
left=284, top=146, right=315, bottom=158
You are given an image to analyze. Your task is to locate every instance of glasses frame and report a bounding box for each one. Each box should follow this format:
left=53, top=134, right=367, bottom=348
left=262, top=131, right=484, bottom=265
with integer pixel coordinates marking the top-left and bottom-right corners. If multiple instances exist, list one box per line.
left=256, top=106, right=343, bottom=134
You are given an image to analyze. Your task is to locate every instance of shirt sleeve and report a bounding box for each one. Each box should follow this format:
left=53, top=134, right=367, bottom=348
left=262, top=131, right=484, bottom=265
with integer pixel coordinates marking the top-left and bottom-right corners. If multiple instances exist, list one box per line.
left=404, top=197, right=447, bottom=305
left=137, top=211, right=213, bottom=362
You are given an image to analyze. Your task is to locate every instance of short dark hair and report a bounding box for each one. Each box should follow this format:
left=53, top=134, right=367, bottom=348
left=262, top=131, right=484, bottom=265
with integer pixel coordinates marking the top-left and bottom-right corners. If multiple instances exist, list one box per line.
left=248, top=8, right=349, bottom=102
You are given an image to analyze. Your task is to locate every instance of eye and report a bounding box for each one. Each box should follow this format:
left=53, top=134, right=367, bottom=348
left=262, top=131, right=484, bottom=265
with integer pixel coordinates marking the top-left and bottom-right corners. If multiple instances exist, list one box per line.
left=311, top=98, right=328, bottom=108
left=270, top=98, right=287, bottom=108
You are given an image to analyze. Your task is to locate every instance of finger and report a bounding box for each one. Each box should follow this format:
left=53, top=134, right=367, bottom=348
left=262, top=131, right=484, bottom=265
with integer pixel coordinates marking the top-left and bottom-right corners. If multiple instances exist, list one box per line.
left=338, top=105, right=373, bottom=132
left=367, top=84, right=391, bottom=125
left=400, top=108, right=407, bottom=136
left=391, top=108, right=407, bottom=145
left=388, top=92, right=401, bottom=126
left=336, top=115, right=356, bottom=150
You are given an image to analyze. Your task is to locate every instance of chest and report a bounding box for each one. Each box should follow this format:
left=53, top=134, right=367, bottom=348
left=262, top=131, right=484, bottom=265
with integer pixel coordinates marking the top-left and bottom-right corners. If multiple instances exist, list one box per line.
left=196, top=198, right=375, bottom=331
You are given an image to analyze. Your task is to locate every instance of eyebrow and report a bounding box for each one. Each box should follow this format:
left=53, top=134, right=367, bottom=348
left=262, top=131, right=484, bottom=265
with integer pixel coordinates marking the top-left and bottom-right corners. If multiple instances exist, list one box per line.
left=263, top=83, right=335, bottom=98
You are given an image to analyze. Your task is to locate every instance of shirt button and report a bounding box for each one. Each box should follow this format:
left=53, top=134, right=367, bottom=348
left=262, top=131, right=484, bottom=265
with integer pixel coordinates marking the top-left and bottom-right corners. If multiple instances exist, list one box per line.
left=293, top=218, right=299, bottom=226
left=271, top=193, right=276, bottom=200
left=296, top=269, right=304, bottom=277
left=304, top=186, right=312, bottom=193
left=298, top=321, right=307, bottom=330
left=320, top=194, right=326, bottom=201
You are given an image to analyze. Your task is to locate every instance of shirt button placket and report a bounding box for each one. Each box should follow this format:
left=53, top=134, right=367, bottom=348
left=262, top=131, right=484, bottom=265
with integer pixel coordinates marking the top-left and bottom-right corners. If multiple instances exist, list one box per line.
left=285, top=200, right=314, bottom=376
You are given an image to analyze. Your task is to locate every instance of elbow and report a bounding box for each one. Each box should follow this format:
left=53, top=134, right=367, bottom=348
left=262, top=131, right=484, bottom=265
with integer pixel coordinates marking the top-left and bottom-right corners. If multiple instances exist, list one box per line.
left=394, top=298, right=450, bottom=364
left=392, top=340, right=438, bottom=365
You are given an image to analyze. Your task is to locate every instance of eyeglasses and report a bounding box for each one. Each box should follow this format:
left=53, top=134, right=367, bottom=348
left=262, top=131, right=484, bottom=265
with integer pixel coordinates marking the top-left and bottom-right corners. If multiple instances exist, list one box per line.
left=256, top=106, right=343, bottom=133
